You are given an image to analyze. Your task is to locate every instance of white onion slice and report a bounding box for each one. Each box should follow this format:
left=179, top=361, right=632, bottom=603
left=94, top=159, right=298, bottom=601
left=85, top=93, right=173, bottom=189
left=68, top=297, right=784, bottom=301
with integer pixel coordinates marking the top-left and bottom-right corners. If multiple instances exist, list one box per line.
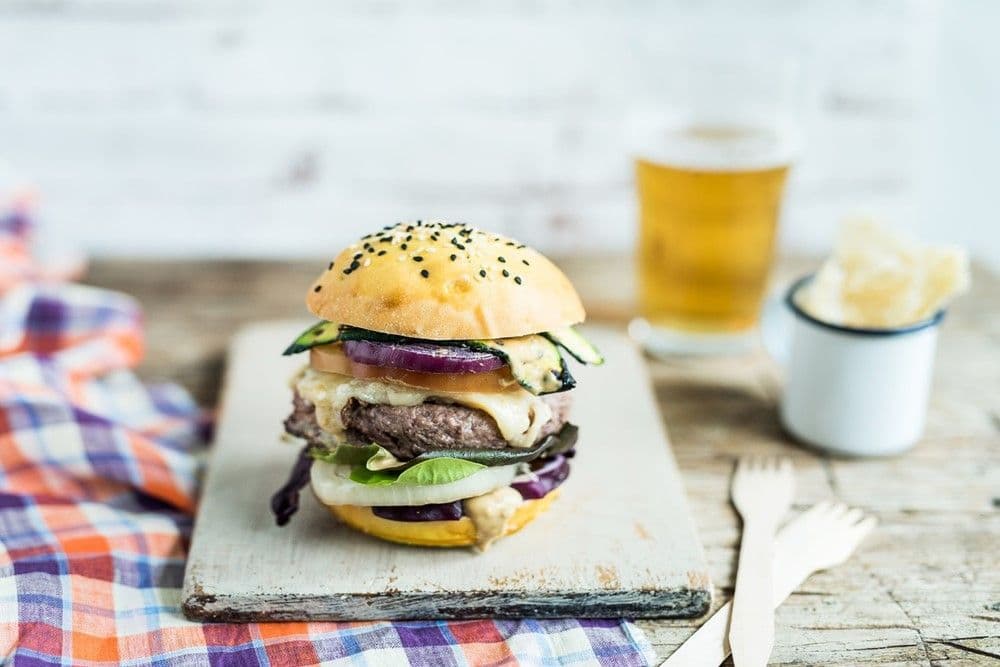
left=310, top=461, right=519, bottom=507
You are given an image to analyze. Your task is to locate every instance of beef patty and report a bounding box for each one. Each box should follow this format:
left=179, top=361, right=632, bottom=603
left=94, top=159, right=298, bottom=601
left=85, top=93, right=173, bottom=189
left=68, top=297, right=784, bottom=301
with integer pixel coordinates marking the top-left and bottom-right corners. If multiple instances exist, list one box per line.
left=285, top=391, right=572, bottom=460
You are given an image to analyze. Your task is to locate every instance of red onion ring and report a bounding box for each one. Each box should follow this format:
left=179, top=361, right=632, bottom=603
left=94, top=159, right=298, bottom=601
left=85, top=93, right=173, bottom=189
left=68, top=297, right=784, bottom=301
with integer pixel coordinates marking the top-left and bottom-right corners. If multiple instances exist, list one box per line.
left=528, top=454, right=566, bottom=478
left=511, top=455, right=570, bottom=500
left=342, top=339, right=506, bottom=374
left=372, top=501, right=463, bottom=522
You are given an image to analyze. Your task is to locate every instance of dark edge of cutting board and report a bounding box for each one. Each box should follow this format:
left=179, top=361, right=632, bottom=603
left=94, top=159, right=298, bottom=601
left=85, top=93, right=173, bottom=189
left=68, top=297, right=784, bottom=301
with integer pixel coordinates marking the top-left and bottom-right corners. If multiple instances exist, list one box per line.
left=182, top=586, right=712, bottom=622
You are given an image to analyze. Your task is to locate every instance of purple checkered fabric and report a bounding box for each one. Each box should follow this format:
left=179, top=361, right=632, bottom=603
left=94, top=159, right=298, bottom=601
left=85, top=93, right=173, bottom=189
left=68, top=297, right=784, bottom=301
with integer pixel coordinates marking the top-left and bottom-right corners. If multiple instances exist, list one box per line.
left=0, top=206, right=656, bottom=665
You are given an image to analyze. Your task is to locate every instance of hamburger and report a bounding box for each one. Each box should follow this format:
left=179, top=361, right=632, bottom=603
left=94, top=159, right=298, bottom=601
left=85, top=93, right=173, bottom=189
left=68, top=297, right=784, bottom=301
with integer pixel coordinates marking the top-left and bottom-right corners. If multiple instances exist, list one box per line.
left=270, top=220, right=602, bottom=550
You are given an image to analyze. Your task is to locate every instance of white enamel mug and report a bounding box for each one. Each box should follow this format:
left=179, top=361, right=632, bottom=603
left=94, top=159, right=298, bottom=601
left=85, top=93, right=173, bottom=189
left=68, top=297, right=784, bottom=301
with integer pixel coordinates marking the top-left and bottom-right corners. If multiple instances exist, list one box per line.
left=763, top=275, right=945, bottom=457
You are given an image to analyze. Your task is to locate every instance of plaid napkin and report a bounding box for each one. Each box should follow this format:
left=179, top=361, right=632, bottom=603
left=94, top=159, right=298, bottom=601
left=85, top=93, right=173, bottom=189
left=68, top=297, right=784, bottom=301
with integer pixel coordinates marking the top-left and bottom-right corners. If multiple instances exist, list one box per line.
left=0, top=209, right=655, bottom=666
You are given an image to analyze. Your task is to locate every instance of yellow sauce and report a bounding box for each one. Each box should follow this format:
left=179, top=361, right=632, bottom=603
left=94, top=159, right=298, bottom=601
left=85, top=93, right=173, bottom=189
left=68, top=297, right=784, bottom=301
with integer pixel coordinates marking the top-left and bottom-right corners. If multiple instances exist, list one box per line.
left=463, top=486, right=524, bottom=551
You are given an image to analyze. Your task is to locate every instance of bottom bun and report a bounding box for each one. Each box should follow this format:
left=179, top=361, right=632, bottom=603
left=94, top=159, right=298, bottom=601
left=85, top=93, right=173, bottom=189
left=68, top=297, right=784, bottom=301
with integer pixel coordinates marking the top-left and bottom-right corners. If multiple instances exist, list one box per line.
left=326, top=489, right=561, bottom=548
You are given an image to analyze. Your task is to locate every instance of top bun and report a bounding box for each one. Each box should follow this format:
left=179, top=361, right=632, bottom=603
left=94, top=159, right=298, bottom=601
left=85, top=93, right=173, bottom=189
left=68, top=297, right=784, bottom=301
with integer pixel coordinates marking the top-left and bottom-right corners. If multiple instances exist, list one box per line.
left=306, top=220, right=585, bottom=340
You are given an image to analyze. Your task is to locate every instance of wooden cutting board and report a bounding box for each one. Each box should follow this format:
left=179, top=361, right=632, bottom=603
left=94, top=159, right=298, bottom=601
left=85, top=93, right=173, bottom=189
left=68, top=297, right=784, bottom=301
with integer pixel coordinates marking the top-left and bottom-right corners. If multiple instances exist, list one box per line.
left=181, top=321, right=711, bottom=621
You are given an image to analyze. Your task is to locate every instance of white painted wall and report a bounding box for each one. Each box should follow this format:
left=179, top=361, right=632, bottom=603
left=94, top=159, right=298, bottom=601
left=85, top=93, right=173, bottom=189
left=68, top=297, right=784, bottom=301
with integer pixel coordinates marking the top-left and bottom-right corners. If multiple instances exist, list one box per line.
left=0, top=0, right=996, bottom=265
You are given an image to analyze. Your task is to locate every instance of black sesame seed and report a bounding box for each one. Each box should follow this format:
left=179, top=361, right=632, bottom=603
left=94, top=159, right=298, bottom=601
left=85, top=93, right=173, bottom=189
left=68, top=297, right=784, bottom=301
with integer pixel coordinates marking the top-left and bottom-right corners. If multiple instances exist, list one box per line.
left=350, top=260, right=360, bottom=270
left=401, top=243, right=408, bottom=250
left=450, top=254, right=457, bottom=261
left=379, top=237, right=391, bottom=243
left=343, top=268, right=353, bottom=275
left=420, top=269, right=429, bottom=278
left=514, top=276, right=522, bottom=285
left=328, top=261, right=334, bottom=269
left=377, top=250, right=387, bottom=256
left=406, top=226, right=414, bottom=232
left=313, top=285, right=322, bottom=292
left=413, top=256, right=423, bottom=262
left=353, top=253, right=363, bottom=260
left=498, top=256, right=506, bottom=263
left=522, top=259, right=530, bottom=266
left=406, top=235, right=412, bottom=242
left=502, top=269, right=509, bottom=277
left=456, top=243, right=465, bottom=250
left=367, top=247, right=374, bottom=253
left=479, top=269, right=487, bottom=277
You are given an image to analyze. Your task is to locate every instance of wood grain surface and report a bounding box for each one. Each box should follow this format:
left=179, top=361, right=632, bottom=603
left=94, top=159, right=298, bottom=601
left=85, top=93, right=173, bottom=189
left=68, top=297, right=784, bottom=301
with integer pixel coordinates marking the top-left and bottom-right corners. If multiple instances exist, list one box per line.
left=181, top=323, right=710, bottom=621
left=86, top=255, right=1000, bottom=665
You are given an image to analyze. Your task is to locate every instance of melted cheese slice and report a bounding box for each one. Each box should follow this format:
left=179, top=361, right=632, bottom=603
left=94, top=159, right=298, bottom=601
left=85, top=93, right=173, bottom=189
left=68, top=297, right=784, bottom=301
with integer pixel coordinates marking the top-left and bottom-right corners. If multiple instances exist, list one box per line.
left=295, top=366, right=553, bottom=448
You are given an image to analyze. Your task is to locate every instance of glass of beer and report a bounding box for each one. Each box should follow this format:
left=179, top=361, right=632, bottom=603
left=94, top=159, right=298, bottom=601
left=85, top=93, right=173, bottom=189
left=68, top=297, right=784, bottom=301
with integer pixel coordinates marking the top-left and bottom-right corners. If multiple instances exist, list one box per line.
left=631, top=54, right=800, bottom=355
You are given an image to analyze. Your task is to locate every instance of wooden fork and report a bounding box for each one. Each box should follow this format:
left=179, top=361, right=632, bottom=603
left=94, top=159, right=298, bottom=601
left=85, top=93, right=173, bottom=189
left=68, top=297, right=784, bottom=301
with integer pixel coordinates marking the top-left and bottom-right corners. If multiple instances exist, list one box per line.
left=663, top=501, right=877, bottom=666
left=729, top=456, right=794, bottom=666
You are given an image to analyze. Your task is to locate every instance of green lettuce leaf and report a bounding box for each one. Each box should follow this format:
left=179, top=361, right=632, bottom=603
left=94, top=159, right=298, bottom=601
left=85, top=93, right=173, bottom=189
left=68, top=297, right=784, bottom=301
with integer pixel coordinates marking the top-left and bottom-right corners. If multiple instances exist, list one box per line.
left=348, top=466, right=399, bottom=486
left=394, top=458, right=486, bottom=486
left=309, top=424, right=577, bottom=473
left=310, top=443, right=407, bottom=470
left=311, top=444, right=487, bottom=487
left=309, top=444, right=381, bottom=466
left=348, top=457, right=486, bottom=487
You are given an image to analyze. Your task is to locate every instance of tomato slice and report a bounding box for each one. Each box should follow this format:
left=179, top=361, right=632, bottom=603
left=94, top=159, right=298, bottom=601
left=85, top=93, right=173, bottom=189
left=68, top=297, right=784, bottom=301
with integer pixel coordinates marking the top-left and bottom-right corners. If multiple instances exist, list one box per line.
left=309, top=345, right=519, bottom=394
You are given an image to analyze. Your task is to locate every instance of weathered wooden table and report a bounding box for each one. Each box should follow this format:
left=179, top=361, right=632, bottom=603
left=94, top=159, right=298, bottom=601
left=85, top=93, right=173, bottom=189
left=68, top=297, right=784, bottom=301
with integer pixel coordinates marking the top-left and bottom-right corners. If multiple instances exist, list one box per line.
left=87, top=256, right=1000, bottom=665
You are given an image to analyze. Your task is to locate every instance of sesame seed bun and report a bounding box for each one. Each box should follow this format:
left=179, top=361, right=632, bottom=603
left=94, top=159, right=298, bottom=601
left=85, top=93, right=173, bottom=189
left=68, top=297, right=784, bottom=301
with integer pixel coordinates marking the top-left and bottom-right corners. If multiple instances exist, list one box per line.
left=325, top=490, right=560, bottom=548
left=306, top=220, right=585, bottom=340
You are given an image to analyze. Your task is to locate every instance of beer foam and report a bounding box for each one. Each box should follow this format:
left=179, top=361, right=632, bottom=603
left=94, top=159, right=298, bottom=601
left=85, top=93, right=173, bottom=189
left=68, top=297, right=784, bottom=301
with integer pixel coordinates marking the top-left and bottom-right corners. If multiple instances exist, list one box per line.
left=636, top=122, right=798, bottom=172
left=797, top=219, right=971, bottom=328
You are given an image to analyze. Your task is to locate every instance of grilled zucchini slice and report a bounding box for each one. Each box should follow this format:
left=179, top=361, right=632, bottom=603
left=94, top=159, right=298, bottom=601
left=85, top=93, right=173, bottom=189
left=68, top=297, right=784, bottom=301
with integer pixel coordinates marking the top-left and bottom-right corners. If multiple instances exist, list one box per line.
left=283, top=322, right=416, bottom=355
left=283, top=321, right=343, bottom=355
left=467, top=335, right=575, bottom=394
left=544, top=326, right=604, bottom=365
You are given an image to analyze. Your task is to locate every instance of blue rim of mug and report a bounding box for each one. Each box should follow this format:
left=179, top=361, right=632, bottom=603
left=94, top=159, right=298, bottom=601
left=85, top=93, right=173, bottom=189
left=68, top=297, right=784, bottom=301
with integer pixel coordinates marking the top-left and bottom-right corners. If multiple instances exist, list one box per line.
left=786, top=274, right=946, bottom=337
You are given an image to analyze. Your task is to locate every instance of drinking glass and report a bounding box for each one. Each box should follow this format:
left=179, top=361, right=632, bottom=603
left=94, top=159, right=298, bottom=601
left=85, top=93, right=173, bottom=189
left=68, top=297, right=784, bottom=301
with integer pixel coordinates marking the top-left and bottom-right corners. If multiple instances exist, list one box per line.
left=629, top=52, right=801, bottom=356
